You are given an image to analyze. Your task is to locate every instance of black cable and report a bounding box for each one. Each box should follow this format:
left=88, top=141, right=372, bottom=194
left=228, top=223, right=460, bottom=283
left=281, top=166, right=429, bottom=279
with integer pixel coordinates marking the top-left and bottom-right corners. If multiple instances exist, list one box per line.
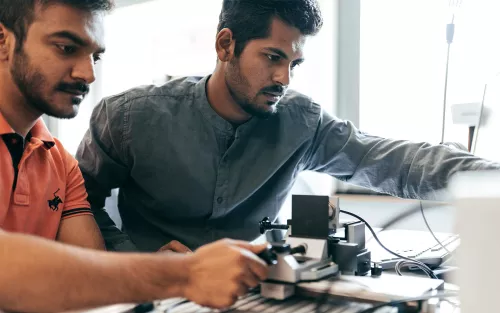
left=440, top=4, right=457, bottom=144
left=440, top=40, right=452, bottom=144
left=338, top=208, right=438, bottom=279
left=420, top=201, right=451, bottom=255
left=472, top=83, right=488, bottom=154
left=378, top=192, right=450, bottom=231
left=375, top=199, right=456, bottom=272
left=315, top=204, right=439, bottom=313
left=357, top=291, right=459, bottom=313
left=395, top=260, right=438, bottom=277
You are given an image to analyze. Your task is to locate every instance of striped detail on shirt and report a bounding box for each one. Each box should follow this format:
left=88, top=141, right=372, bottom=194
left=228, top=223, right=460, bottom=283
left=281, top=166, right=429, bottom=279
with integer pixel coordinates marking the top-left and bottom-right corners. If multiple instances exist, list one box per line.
left=61, top=208, right=93, bottom=219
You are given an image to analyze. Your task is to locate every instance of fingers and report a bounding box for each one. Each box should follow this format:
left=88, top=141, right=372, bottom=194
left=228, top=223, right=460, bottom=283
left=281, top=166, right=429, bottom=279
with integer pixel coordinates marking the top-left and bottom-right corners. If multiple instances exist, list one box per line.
left=240, top=266, right=261, bottom=289
left=248, top=242, right=270, bottom=254
left=235, top=281, right=249, bottom=297
left=170, top=241, right=192, bottom=253
left=230, top=240, right=269, bottom=254
left=231, top=247, right=269, bottom=283
left=183, top=239, right=271, bottom=310
left=159, top=240, right=192, bottom=253
left=220, top=239, right=270, bottom=281
left=245, top=255, right=269, bottom=281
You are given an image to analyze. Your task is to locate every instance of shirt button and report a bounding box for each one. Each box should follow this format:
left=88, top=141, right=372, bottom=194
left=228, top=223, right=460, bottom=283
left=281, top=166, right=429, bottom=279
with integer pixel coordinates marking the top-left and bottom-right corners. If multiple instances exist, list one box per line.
left=217, top=197, right=223, bottom=204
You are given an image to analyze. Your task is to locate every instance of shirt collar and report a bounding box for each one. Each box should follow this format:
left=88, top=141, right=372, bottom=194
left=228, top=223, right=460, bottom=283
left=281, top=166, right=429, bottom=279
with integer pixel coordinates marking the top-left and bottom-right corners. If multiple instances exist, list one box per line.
left=194, top=75, right=258, bottom=134
left=194, top=75, right=234, bottom=133
left=0, top=111, right=55, bottom=147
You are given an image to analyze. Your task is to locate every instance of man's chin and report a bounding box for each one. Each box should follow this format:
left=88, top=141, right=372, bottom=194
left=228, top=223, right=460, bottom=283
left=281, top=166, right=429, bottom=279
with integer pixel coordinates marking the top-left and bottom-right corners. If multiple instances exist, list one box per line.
left=44, top=105, right=79, bottom=119
left=243, top=104, right=277, bottom=119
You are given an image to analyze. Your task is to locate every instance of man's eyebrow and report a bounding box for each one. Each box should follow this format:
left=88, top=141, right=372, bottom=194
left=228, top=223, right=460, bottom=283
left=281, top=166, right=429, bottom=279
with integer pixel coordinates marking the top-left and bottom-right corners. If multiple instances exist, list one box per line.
left=264, top=47, right=289, bottom=60
left=49, top=31, right=87, bottom=45
left=264, top=47, right=304, bottom=63
left=48, top=31, right=106, bottom=54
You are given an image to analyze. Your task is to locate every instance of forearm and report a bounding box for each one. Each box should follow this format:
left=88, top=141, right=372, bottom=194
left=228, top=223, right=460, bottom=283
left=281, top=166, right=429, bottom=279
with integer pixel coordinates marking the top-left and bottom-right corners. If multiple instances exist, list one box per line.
left=0, top=231, right=187, bottom=313
left=307, top=114, right=500, bottom=199
left=402, top=144, right=500, bottom=199
left=57, top=215, right=106, bottom=250
left=344, top=140, right=500, bottom=199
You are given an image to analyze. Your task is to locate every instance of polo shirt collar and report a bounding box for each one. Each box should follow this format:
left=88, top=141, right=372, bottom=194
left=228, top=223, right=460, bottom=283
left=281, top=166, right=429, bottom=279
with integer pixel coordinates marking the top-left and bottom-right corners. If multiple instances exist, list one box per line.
left=0, top=111, right=55, bottom=148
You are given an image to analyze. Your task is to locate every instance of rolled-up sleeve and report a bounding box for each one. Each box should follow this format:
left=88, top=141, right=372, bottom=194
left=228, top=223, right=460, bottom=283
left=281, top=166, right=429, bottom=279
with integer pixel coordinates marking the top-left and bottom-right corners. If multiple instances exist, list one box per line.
left=76, top=96, right=137, bottom=251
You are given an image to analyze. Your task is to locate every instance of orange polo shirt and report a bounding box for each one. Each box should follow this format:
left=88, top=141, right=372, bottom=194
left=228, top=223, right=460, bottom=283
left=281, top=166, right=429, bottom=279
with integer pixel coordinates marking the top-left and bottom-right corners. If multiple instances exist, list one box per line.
left=0, top=112, right=92, bottom=240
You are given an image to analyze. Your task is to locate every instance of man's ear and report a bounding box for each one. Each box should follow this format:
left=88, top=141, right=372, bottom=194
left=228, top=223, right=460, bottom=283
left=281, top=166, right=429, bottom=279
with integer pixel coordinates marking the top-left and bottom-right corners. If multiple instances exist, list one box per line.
left=0, top=24, right=13, bottom=61
left=215, top=28, right=236, bottom=63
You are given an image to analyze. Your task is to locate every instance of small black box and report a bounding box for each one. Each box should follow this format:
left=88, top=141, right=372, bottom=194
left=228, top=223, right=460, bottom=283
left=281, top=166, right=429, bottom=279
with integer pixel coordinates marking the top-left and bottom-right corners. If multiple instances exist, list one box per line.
left=291, top=195, right=329, bottom=239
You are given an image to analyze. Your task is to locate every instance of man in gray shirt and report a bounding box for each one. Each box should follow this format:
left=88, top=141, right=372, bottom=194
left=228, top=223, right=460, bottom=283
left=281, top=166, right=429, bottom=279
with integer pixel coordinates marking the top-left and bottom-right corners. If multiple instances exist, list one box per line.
left=76, top=0, right=500, bottom=252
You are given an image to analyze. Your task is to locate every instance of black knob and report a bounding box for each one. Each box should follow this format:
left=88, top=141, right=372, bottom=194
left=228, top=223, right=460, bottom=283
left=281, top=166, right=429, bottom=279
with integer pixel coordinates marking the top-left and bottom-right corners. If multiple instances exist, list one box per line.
left=290, top=244, right=306, bottom=255
left=259, top=217, right=289, bottom=234
left=270, top=243, right=291, bottom=254
left=257, top=244, right=278, bottom=265
left=259, top=217, right=272, bottom=234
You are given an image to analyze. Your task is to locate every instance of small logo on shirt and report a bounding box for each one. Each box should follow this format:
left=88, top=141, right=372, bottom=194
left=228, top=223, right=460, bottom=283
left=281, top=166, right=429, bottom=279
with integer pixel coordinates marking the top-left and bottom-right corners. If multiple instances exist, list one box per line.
left=48, top=188, right=63, bottom=211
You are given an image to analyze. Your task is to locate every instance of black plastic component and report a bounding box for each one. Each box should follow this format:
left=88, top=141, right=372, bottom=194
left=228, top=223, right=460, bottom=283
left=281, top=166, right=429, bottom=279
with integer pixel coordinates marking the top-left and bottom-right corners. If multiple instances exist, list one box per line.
left=133, top=302, right=154, bottom=313
left=291, top=195, right=329, bottom=239
left=270, top=243, right=291, bottom=254
left=259, top=217, right=289, bottom=234
left=371, top=263, right=383, bottom=277
left=329, top=238, right=371, bottom=276
left=257, top=245, right=278, bottom=265
left=290, top=245, right=306, bottom=255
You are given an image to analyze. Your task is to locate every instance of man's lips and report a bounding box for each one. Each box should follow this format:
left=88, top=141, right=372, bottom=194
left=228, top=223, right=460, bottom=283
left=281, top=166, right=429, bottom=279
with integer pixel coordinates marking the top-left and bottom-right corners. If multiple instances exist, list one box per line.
left=60, top=89, right=86, bottom=96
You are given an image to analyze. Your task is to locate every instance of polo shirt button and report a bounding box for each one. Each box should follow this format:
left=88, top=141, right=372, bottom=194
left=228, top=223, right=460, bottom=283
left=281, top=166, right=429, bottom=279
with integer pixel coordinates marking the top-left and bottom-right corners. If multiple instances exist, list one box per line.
left=217, top=197, right=223, bottom=204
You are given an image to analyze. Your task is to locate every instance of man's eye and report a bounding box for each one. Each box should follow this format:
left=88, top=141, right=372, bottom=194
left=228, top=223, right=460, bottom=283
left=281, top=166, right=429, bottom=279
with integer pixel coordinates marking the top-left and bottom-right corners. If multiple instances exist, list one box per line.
left=56, top=44, right=77, bottom=54
left=93, top=55, right=102, bottom=64
left=267, top=54, right=281, bottom=62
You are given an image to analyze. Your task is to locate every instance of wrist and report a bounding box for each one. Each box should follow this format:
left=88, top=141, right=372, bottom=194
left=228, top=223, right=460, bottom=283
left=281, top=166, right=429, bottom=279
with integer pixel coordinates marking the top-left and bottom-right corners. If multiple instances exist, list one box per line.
left=131, top=253, right=192, bottom=301
left=177, top=254, right=194, bottom=299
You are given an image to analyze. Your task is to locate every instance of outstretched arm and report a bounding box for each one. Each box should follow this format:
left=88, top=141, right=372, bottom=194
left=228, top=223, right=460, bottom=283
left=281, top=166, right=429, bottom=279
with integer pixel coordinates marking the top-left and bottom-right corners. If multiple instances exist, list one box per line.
left=305, top=110, right=500, bottom=199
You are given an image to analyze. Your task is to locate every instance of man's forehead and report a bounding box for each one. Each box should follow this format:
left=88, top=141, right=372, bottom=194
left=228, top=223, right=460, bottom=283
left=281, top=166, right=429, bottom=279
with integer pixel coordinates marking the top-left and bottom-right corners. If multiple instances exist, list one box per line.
left=32, top=3, right=106, bottom=50
left=255, top=18, right=307, bottom=59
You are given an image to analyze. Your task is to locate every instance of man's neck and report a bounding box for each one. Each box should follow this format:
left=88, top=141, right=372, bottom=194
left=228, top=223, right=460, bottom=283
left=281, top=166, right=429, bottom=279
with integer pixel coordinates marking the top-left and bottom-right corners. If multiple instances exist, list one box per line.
left=206, top=69, right=252, bottom=125
left=0, top=77, right=41, bottom=137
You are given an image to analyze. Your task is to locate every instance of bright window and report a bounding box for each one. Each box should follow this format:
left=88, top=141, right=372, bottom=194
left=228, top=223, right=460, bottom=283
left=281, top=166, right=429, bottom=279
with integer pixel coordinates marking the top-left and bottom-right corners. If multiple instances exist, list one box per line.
left=360, top=0, right=500, bottom=146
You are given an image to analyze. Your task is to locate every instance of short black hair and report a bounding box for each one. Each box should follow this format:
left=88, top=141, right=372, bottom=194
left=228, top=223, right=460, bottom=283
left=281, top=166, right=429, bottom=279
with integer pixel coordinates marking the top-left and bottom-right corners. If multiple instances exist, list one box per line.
left=0, top=0, right=114, bottom=50
left=217, top=0, right=323, bottom=56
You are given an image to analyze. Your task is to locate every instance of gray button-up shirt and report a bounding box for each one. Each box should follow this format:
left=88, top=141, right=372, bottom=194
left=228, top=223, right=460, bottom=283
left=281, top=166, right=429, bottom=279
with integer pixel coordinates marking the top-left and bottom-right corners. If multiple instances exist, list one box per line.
left=76, top=76, right=500, bottom=252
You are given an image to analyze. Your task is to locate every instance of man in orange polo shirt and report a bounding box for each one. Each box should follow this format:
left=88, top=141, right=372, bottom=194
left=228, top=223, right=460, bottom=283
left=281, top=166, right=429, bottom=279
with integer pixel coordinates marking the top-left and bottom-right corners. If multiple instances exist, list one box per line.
left=0, top=0, right=105, bottom=249
left=0, top=1, right=270, bottom=312
left=0, top=116, right=104, bottom=246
